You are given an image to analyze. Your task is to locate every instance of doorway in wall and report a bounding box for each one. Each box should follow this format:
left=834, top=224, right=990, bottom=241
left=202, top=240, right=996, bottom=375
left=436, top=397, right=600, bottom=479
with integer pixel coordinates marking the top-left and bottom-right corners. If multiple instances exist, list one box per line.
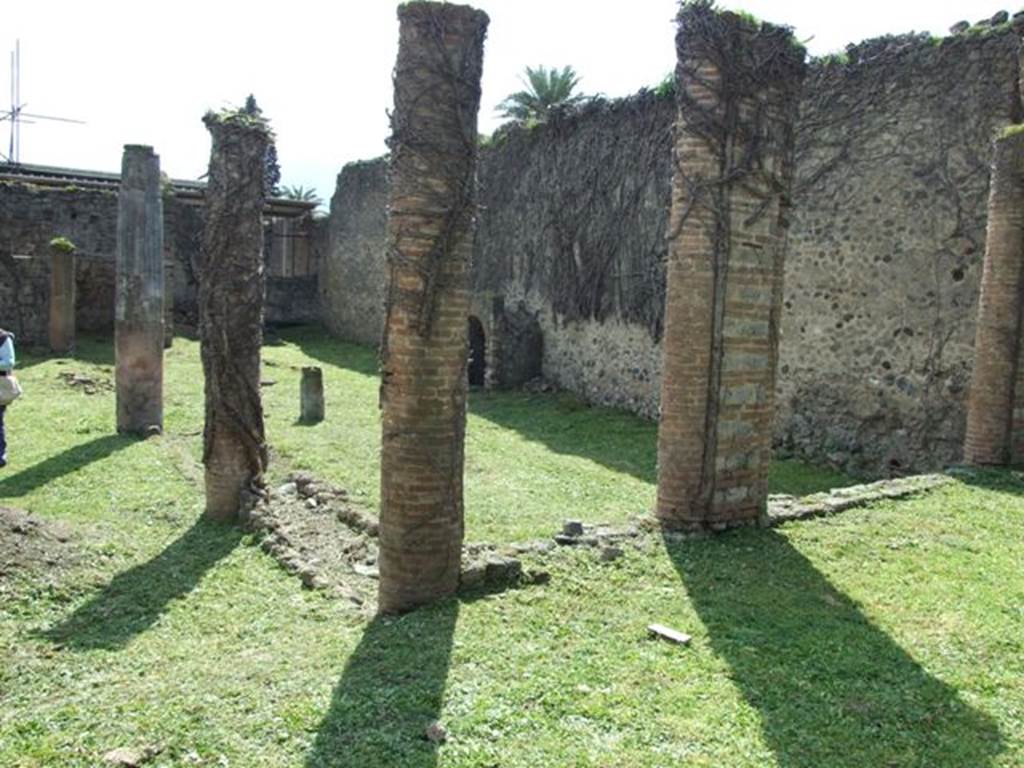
left=468, top=315, right=486, bottom=387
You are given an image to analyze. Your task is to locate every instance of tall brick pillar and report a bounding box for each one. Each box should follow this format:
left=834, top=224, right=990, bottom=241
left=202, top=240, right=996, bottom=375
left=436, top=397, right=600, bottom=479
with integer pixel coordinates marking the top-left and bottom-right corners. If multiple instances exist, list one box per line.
left=48, top=240, right=76, bottom=355
left=656, top=6, right=805, bottom=530
left=116, top=144, right=165, bottom=435
left=378, top=1, right=488, bottom=614
left=964, top=131, right=1024, bottom=465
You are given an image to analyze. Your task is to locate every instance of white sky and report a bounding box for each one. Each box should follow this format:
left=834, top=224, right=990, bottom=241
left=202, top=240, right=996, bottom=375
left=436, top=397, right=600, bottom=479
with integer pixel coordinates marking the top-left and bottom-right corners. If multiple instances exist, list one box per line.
left=5, top=1, right=1010, bottom=206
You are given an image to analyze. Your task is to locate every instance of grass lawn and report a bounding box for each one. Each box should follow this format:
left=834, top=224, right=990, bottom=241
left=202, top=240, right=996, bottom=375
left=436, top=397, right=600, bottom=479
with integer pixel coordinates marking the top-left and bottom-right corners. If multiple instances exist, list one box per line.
left=0, top=326, right=1021, bottom=767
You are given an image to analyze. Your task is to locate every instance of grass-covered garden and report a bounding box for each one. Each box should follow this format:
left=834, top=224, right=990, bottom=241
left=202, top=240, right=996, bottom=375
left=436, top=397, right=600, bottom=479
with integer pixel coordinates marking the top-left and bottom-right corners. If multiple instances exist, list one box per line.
left=1, top=327, right=1021, bottom=766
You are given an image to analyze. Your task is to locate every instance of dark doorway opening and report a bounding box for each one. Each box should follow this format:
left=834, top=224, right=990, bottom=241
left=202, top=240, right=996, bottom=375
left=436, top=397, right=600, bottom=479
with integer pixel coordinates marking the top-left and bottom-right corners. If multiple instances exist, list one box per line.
left=468, top=316, right=486, bottom=387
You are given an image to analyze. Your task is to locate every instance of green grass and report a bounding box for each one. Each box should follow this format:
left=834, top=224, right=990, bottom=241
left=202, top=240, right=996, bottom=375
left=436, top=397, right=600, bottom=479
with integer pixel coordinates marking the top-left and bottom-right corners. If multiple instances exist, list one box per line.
left=1, top=327, right=1022, bottom=766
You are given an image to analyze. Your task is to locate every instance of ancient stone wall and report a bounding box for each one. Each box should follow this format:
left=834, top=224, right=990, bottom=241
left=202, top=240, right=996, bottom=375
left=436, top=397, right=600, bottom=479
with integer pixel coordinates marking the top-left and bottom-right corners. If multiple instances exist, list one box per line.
left=320, top=159, right=389, bottom=347
left=0, top=181, right=318, bottom=343
left=0, top=184, right=120, bottom=344
left=780, top=29, right=1021, bottom=475
left=267, top=275, right=319, bottom=325
left=311, top=25, right=1024, bottom=477
left=320, top=94, right=674, bottom=402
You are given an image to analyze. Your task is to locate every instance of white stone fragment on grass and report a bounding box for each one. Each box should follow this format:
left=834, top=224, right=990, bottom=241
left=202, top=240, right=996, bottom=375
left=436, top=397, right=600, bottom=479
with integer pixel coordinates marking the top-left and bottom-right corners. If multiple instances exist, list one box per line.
left=648, top=623, right=692, bottom=646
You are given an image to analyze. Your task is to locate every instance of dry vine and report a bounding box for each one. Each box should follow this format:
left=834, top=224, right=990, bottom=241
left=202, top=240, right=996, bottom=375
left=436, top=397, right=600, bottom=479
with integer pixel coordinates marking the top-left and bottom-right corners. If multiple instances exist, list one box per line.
left=199, top=111, right=271, bottom=515
left=669, top=1, right=805, bottom=513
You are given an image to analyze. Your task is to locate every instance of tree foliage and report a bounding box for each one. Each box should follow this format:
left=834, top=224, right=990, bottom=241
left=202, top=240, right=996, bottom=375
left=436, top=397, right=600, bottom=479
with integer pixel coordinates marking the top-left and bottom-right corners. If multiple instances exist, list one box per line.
left=497, top=65, right=586, bottom=122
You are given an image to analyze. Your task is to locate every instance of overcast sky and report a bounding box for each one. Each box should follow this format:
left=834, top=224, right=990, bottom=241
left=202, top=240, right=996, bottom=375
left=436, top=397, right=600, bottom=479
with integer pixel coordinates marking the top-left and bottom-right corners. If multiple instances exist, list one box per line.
left=5, top=1, right=1010, bottom=206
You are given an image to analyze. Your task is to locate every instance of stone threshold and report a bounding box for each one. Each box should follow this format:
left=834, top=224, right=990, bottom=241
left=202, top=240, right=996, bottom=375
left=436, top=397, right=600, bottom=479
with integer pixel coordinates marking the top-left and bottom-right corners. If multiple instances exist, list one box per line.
left=765, top=473, right=954, bottom=526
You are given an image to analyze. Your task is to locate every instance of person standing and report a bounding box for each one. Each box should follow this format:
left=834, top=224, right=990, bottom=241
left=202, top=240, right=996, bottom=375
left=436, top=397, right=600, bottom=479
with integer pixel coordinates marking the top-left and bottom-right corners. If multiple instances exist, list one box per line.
left=0, top=329, right=15, bottom=468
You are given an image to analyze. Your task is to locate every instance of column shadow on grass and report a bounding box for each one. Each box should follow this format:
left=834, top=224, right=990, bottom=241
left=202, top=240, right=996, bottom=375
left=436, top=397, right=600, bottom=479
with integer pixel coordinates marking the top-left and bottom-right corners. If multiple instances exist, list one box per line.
left=0, top=434, right=133, bottom=498
left=469, top=390, right=859, bottom=497
left=279, top=326, right=381, bottom=378
left=664, top=528, right=1002, bottom=767
left=42, top=518, right=242, bottom=650
left=15, top=336, right=116, bottom=370
left=279, top=324, right=855, bottom=495
left=947, top=465, right=1024, bottom=498
left=306, top=599, right=458, bottom=768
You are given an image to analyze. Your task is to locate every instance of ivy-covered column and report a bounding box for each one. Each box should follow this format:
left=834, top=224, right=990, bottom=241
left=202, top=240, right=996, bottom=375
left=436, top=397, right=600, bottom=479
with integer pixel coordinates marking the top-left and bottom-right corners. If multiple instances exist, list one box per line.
left=378, top=1, right=489, bottom=614
left=656, top=4, right=805, bottom=530
left=115, top=144, right=165, bottom=435
left=964, top=129, right=1024, bottom=465
left=200, top=111, right=270, bottom=520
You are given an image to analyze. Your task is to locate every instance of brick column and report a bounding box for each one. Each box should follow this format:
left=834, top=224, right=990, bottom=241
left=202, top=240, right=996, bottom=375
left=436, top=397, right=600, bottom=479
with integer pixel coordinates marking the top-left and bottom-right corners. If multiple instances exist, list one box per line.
left=378, top=2, right=488, bottom=614
left=965, top=131, right=1024, bottom=465
left=116, top=145, right=165, bottom=435
left=656, top=6, right=805, bottom=530
left=48, top=240, right=76, bottom=355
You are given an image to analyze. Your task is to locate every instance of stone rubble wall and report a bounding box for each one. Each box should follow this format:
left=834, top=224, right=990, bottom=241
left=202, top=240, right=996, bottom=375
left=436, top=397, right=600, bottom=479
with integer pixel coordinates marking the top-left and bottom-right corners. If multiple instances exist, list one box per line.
left=780, top=29, right=1022, bottom=476
left=0, top=182, right=319, bottom=344
left=0, top=184, right=119, bottom=344
left=319, top=159, right=389, bottom=347
left=319, top=25, right=1022, bottom=477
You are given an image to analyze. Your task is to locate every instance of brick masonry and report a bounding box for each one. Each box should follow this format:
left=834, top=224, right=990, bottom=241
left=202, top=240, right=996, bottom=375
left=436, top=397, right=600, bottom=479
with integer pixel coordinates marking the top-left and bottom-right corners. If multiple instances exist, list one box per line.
left=965, top=131, right=1024, bottom=464
left=655, top=8, right=804, bottom=529
left=377, top=2, right=489, bottom=614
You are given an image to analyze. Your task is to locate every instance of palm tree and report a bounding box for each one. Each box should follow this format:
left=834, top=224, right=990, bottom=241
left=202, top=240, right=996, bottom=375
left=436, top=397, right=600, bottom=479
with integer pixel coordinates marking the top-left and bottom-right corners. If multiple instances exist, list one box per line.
left=497, top=65, right=585, bottom=122
left=280, top=185, right=321, bottom=205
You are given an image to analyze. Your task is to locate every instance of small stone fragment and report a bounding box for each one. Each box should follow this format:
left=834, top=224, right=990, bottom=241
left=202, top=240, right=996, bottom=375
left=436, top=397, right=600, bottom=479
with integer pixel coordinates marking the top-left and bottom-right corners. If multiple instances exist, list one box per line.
left=460, top=563, right=486, bottom=588
left=102, top=745, right=161, bottom=767
left=562, top=519, right=584, bottom=537
left=648, top=623, right=692, bottom=646
left=353, top=562, right=379, bottom=579
left=600, top=546, right=624, bottom=562
left=990, top=10, right=1009, bottom=25
left=949, top=20, right=969, bottom=34
left=526, top=568, right=551, bottom=585
left=277, top=482, right=298, bottom=497
left=425, top=721, right=447, bottom=744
